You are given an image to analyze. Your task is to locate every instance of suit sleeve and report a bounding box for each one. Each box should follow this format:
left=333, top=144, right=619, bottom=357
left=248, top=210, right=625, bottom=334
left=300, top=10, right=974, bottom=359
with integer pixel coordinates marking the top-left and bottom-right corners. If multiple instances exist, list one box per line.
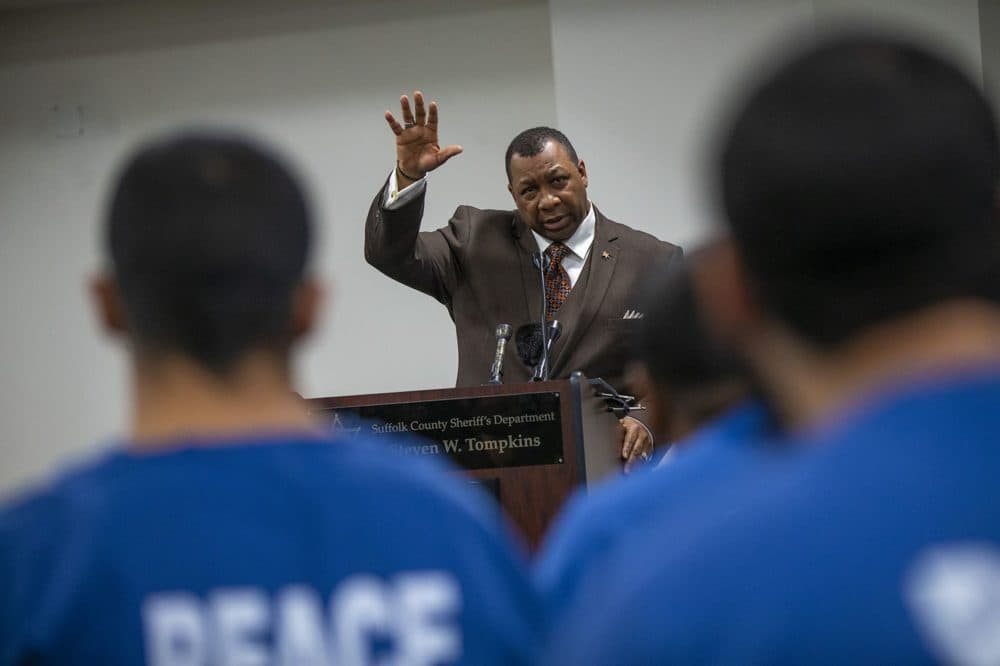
left=364, top=179, right=471, bottom=307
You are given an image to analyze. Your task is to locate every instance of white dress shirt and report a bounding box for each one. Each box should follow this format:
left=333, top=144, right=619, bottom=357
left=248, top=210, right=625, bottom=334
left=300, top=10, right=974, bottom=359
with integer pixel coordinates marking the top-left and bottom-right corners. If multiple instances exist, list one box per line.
left=529, top=206, right=595, bottom=288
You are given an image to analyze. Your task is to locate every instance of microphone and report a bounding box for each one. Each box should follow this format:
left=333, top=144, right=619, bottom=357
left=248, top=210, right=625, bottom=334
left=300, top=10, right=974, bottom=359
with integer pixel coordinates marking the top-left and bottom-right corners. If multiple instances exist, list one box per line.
left=515, top=323, right=544, bottom=368
left=487, top=323, right=513, bottom=384
left=531, top=320, right=562, bottom=381
left=531, top=250, right=551, bottom=378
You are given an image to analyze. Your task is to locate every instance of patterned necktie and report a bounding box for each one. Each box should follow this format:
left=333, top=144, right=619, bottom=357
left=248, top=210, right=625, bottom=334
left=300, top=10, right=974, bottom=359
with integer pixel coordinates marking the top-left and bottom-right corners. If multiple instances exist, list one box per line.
left=544, top=242, right=572, bottom=320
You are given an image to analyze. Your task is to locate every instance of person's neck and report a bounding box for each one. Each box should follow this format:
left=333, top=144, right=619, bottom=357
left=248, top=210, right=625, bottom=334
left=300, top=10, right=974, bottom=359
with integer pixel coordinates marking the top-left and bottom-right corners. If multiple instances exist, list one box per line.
left=746, top=300, right=1000, bottom=433
left=129, top=352, right=319, bottom=450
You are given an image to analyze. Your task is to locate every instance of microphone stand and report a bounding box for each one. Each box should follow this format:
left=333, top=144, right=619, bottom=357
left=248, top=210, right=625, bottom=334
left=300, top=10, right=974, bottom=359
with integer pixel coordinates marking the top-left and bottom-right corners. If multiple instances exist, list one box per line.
left=532, top=320, right=561, bottom=381
left=532, top=250, right=551, bottom=382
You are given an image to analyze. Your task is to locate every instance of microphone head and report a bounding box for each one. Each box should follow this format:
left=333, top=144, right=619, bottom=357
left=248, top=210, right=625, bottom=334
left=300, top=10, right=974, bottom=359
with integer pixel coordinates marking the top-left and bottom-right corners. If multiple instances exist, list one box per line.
left=532, top=251, right=549, bottom=271
left=546, top=319, right=562, bottom=344
left=495, top=323, right=513, bottom=340
left=515, top=323, right=544, bottom=367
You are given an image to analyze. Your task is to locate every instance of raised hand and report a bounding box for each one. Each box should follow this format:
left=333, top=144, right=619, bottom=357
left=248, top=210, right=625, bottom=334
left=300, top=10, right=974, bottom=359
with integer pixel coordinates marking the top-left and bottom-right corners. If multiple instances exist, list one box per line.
left=384, top=91, right=463, bottom=186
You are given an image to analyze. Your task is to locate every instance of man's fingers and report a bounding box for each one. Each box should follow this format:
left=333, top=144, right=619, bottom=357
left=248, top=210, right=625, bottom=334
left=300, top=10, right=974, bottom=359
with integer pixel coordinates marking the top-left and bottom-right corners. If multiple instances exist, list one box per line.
left=436, top=145, right=464, bottom=166
left=385, top=111, right=404, bottom=136
left=621, top=421, right=638, bottom=459
left=414, top=90, right=427, bottom=125
left=427, top=101, right=439, bottom=131
left=400, top=95, right=415, bottom=126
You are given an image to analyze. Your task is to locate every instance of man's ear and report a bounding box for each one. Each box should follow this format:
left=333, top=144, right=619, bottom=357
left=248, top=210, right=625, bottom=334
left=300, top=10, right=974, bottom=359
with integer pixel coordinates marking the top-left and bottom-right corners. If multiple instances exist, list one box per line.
left=577, top=159, right=588, bottom=188
left=690, top=237, right=762, bottom=351
left=90, top=273, right=127, bottom=336
left=291, top=278, right=324, bottom=340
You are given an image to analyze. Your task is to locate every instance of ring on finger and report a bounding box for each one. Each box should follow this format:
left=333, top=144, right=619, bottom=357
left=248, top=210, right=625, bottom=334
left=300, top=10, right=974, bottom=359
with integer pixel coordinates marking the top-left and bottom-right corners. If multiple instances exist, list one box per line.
left=404, top=122, right=415, bottom=129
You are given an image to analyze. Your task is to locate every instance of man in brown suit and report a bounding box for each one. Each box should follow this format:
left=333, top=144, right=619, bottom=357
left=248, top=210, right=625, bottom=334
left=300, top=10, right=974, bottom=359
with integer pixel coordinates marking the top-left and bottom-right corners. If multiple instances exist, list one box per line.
left=365, top=91, right=682, bottom=467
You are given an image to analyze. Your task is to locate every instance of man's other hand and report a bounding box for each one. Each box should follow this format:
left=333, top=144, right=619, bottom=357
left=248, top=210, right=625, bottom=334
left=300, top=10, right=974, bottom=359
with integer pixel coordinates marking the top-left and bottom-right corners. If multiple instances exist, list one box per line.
left=384, top=91, right=463, bottom=187
left=620, top=415, right=653, bottom=473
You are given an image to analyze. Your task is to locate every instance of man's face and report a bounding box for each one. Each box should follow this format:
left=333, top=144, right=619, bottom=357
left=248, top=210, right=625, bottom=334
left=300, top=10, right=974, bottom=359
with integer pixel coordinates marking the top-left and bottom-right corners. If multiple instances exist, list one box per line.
left=508, top=140, right=589, bottom=242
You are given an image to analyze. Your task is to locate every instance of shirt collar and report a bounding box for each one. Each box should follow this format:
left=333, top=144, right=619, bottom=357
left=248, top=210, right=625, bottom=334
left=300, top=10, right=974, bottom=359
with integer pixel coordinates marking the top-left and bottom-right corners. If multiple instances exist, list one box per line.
left=531, top=203, right=596, bottom=260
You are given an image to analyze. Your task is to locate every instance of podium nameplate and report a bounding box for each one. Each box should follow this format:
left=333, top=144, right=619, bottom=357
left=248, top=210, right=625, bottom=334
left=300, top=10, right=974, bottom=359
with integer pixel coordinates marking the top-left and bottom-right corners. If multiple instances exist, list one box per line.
left=314, top=391, right=564, bottom=471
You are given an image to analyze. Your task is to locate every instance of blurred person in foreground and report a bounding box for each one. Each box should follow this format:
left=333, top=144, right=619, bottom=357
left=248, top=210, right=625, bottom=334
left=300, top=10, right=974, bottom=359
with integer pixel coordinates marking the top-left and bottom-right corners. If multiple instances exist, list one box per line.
left=545, top=32, right=1000, bottom=664
left=0, top=133, right=541, bottom=665
left=534, top=253, right=775, bottom=617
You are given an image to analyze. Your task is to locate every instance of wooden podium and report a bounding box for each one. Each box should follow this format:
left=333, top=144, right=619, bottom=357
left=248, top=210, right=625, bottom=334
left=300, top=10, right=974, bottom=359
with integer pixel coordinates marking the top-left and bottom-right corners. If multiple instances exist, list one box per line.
left=306, top=372, right=622, bottom=548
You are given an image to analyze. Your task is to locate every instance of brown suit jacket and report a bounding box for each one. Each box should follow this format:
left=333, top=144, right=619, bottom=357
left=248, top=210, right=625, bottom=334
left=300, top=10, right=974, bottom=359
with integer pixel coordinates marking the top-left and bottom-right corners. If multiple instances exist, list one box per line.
left=365, top=182, right=682, bottom=393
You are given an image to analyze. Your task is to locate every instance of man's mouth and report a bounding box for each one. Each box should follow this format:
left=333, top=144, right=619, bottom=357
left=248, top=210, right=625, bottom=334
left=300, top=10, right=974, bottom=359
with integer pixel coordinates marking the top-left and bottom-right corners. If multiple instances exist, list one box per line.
left=543, top=215, right=567, bottom=228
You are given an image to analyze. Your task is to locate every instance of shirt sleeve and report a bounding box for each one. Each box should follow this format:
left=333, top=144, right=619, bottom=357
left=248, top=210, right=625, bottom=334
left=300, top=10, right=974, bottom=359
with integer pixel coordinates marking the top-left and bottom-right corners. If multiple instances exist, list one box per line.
left=384, top=168, right=428, bottom=210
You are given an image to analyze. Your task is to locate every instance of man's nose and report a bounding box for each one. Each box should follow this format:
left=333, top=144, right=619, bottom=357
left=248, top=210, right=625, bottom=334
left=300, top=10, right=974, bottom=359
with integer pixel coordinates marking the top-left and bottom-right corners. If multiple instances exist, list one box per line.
left=539, top=190, right=559, bottom=210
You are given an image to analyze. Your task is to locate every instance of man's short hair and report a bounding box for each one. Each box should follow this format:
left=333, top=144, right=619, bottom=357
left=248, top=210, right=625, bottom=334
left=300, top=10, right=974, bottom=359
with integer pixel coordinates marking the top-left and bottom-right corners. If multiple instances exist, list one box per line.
left=106, top=132, right=312, bottom=373
left=635, top=256, right=743, bottom=396
left=505, top=127, right=579, bottom=181
left=718, top=33, right=1000, bottom=346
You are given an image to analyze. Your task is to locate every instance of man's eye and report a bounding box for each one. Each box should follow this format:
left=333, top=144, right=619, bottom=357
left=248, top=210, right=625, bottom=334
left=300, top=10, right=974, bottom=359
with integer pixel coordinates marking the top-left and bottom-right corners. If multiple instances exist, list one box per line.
left=521, top=187, right=537, bottom=196
left=552, top=176, right=568, bottom=186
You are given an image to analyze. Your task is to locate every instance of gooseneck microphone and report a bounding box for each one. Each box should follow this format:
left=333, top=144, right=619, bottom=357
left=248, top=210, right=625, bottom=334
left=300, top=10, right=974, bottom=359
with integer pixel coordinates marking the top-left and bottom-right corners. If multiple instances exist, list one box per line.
left=487, top=323, right=513, bottom=384
left=531, top=320, right=562, bottom=381
left=532, top=250, right=551, bottom=379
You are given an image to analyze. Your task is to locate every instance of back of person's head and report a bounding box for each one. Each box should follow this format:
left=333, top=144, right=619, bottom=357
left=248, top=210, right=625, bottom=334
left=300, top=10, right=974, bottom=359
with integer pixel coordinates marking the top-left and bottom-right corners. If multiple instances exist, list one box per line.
left=105, top=132, right=312, bottom=374
left=633, top=254, right=749, bottom=442
left=718, top=32, right=1000, bottom=347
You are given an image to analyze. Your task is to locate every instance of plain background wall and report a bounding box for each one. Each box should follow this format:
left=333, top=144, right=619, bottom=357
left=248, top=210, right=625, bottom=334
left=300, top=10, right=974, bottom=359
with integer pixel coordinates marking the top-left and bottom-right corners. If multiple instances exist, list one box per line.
left=0, top=0, right=993, bottom=493
left=982, top=0, right=1000, bottom=96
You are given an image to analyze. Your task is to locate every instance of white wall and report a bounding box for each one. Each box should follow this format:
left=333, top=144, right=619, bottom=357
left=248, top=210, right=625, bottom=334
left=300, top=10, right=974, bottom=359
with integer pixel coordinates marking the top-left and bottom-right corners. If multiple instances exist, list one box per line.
left=0, top=0, right=557, bottom=493
left=0, top=0, right=988, bottom=494
left=980, top=0, right=1000, bottom=98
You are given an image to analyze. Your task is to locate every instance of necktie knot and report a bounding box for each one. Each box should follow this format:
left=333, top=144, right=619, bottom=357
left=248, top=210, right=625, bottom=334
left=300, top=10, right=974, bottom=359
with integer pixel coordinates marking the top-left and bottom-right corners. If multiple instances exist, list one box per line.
left=545, top=242, right=571, bottom=265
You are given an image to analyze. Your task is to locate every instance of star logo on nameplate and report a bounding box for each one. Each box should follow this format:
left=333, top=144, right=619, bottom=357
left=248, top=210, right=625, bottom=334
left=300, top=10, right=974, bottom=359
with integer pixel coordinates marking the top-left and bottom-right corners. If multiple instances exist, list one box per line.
left=601, top=250, right=611, bottom=260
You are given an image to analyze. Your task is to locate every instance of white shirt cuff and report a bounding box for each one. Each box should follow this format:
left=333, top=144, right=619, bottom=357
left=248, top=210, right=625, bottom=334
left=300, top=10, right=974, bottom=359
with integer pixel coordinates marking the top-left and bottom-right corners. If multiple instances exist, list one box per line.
left=384, top=167, right=427, bottom=210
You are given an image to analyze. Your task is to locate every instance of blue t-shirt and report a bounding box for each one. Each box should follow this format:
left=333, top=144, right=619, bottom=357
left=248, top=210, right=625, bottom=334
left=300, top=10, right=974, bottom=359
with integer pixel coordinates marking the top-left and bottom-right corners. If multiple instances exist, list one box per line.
left=534, top=402, right=774, bottom=617
left=545, top=370, right=1000, bottom=664
left=0, top=432, right=542, bottom=665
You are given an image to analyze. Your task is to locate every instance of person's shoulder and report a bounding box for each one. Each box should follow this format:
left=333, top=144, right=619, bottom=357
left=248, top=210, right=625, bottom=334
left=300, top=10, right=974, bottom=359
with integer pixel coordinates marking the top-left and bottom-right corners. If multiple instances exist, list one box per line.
left=536, top=466, right=663, bottom=593
left=0, top=450, right=119, bottom=537
left=449, top=205, right=516, bottom=229
left=310, top=433, right=516, bottom=537
left=556, top=465, right=664, bottom=541
left=543, top=459, right=804, bottom=663
left=596, top=210, right=681, bottom=255
left=544, top=406, right=773, bottom=573
left=0, top=451, right=120, bottom=646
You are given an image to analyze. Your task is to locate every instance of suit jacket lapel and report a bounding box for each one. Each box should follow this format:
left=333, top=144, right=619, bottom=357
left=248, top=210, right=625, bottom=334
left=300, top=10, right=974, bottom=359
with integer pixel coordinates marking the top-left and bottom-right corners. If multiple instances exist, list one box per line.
left=549, top=207, right=619, bottom=377
left=513, top=213, right=545, bottom=329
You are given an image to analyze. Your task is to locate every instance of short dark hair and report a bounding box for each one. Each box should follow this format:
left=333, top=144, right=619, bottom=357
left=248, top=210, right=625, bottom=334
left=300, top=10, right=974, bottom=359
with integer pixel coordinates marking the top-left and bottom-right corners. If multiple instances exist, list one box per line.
left=635, top=257, right=744, bottom=396
left=505, top=126, right=579, bottom=181
left=106, top=132, right=312, bottom=373
left=718, top=33, right=1000, bottom=346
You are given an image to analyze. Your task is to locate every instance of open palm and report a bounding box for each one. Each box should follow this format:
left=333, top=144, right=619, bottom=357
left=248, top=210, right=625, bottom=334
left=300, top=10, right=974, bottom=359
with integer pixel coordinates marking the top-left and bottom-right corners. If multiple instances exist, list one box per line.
left=384, top=91, right=463, bottom=179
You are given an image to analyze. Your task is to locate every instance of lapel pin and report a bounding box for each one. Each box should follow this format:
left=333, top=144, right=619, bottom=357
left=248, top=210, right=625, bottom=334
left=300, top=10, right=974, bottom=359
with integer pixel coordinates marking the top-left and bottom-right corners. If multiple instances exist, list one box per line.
left=601, top=250, right=611, bottom=260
